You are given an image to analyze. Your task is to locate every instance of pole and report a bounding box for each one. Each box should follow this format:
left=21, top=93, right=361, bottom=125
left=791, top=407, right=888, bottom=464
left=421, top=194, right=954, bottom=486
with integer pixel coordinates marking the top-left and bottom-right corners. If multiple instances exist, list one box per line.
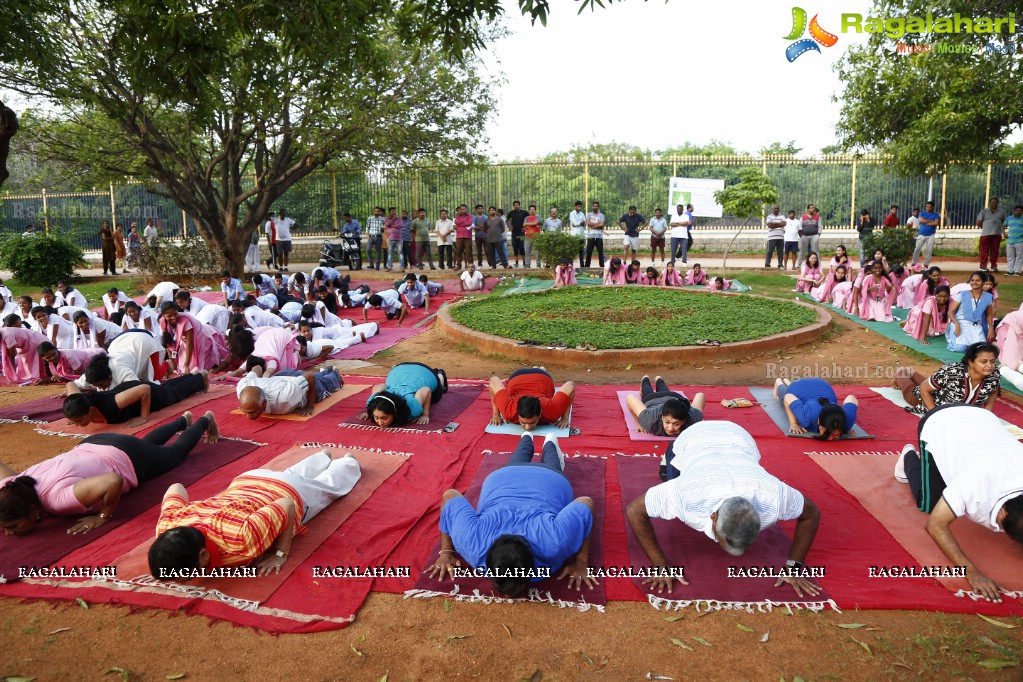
left=109, top=182, right=117, bottom=231
left=331, top=172, right=338, bottom=234
left=182, top=209, right=188, bottom=238
left=583, top=160, right=589, bottom=208
left=41, top=189, right=49, bottom=234
left=984, top=162, right=992, bottom=206
left=939, top=172, right=948, bottom=229
left=849, top=158, right=857, bottom=230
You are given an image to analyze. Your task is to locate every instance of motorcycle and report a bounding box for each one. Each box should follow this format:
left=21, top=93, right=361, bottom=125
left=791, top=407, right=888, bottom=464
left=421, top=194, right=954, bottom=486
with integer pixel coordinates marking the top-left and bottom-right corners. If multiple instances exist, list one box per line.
left=319, top=234, right=362, bottom=271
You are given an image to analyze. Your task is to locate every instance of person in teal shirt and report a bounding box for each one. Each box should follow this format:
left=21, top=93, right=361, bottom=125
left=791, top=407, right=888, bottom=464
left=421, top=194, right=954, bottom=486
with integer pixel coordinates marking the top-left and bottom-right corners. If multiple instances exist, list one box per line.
left=1003, top=205, right=1023, bottom=276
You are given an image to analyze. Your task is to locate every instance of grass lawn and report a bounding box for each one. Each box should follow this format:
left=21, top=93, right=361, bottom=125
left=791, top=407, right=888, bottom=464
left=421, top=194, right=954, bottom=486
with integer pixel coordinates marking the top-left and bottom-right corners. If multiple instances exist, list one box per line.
left=450, top=286, right=818, bottom=348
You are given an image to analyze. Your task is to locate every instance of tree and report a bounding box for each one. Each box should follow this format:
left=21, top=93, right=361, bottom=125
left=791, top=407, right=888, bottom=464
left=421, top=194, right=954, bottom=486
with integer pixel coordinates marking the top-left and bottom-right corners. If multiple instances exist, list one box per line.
left=834, top=0, right=1022, bottom=174
left=759, top=141, right=802, bottom=156
left=714, top=167, right=779, bottom=266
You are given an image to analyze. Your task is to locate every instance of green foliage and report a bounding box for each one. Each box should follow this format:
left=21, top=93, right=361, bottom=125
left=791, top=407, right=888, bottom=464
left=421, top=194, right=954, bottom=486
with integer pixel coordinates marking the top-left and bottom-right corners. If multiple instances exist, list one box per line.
left=863, top=228, right=916, bottom=267
left=0, top=231, right=84, bottom=286
left=759, top=141, right=802, bottom=156
left=533, top=232, right=581, bottom=268
left=715, top=167, right=779, bottom=222
left=135, top=238, right=226, bottom=285
left=449, top=287, right=816, bottom=348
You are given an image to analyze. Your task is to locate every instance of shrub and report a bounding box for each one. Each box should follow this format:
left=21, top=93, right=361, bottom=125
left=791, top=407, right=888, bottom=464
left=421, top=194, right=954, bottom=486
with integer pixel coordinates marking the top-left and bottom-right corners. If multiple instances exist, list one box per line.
left=0, top=231, right=85, bottom=286
left=863, top=228, right=915, bottom=266
left=136, top=238, right=226, bottom=284
left=534, top=232, right=581, bottom=269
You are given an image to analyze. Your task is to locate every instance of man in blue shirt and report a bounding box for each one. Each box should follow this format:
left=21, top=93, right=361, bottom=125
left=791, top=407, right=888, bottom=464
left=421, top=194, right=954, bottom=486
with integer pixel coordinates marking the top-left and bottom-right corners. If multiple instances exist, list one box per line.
left=472, top=204, right=488, bottom=267
left=913, top=201, right=940, bottom=268
left=397, top=273, right=430, bottom=311
left=428, top=434, right=597, bottom=596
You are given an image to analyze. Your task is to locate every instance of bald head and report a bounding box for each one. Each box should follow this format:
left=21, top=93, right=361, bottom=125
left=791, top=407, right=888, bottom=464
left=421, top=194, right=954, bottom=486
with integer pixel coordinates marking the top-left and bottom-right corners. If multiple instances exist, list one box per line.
left=238, top=386, right=266, bottom=419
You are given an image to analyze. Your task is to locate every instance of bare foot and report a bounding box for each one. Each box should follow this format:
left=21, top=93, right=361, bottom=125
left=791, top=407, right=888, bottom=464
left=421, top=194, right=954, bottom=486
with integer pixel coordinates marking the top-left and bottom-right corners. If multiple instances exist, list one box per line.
left=199, top=370, right=210, bottom=392
left=182, top=411, right=194, bottom=428
left=203, top=411, right=220, bottom=444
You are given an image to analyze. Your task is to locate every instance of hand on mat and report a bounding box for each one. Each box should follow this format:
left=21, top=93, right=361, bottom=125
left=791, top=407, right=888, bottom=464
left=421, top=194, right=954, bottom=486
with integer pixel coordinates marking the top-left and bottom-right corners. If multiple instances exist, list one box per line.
left=126, top=416, right=148, bottom=429
left=774, top=575, right=821, bottom=598
left=642, top=571, right=688, bottom=594
left=557, top=560, right=598, bottom=590
left=256, top=553, right=287, bottom=576
left=554, top=414, right=570, bottom=429
left=67, top=514, right=107, bottom=535
left=968, top=570, right=1003, bottom=602
left=788, top=423, right=807, bottom=435
left=489, top=415, right=505, bottom=427
left=355, top=411, right=370, bottom=421
left=296, top=405, right=314, bottom=417
left=425, top=552, right=462, bottom=581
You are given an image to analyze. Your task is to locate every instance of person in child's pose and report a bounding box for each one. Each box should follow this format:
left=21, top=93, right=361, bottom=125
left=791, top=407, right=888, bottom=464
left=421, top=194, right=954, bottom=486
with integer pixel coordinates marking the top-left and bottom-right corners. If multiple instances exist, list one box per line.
left=603, top=257, right=626, bottom=286
left=660, top=261, right=683, bottom=287
left=640, top=266, right=660, bottom=285
left=902, top=285, right=950, bottom=344
left=683, top=263, right=707, bottom=286
left=553, top=258, right=577, bottom=288
left=624, top=260, right=642, bottom=284
left=858, top=260, right=894, bottom=322
left=795, top=253, right=823, bottom=293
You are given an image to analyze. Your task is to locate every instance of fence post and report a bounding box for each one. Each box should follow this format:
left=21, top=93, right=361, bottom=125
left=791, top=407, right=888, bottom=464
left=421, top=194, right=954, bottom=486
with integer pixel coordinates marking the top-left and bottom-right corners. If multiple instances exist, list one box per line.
left=182, top=209, right=188, bottom=238
left=41, top=189, right=49, bottom=234
left=583, top=159, right=589, bottom=208
left=761, top=158, right=768, bottom=229
left=940, top=171, right=948, bottom=229
left=413, top=168, right=419, bottom=211
left=672, top=157, right=677, bottom=178
left=331, top=172, right=338, bottom=234
left=109, top=182, right=117, bottom=230
left=848, top=158, right=857, bottom=230
left=984, top=162, right=992, bottom=205
left=496, top=164, right=502, bottom=208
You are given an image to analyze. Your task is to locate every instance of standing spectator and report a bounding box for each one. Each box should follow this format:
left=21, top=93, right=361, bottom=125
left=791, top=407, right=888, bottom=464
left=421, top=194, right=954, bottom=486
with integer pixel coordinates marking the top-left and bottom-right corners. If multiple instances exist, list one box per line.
left=541, top=207, right=563, bottom=269
left=584, top=201, right=606, bottom=269
left=341, top=212, right=361, bottom=248
left=568, top=200, right=586, bottom=266
left=765, top=204, right=785, bottom=269
left=912, top=201, right=939, bottom=268
left=977, top=197, right=1007, bottom=272
left=797, top=204, right=822, bottom=269
left=1004, top=204, right=1023, bottom=276
left=100, top=220, right=118, bottom=276
left=113, top=222, right=128, bottom=273
left=783, top=209, right=800, bottom=271
left=411, top=208, right=435, bottom=270
left=273, top=208, right=295, bottom=272
left=143, top=218, right=158, bottom=246
left=452, top=204, right=474, bottom=270
left=669, top=204, right=689, bottom=265
left=384, top=207, right=404, bottom=272
left=401, top=209, right=416, bottom=269
left=263, top=211, right=279, bottom=271
left=245, top=222, right=261, bottom=275
left=435, top=209, right=455, bottom=270
left=856, top=208, right=878, bottom=267
left=685, top=204, right=696, bottom=254
left=522, top=205, right=542, bottom=268
left=366, top=206, right=385, bottom=270
left=619, top=205, right=646, bottom=263
left=882, top=205, right=900, bottom=230
left=648, top=208, right=667, bottom=265
left=507, top=200, right=528, bottom=268
left=484, top=206, right=508, bottom=268
left=472, top=204, right=488, bottom=267
left=127, top=222, right=140, bottom=267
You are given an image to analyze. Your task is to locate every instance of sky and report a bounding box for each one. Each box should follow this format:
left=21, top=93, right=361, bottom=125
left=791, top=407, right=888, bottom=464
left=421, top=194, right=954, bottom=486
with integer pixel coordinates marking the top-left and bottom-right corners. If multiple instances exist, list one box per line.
left=482, top=0, right=875, bottom=160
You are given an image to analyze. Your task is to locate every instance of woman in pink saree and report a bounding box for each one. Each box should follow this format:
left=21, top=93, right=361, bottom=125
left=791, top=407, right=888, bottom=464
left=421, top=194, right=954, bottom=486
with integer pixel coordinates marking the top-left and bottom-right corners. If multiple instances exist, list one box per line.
left=158, top=302, right=227, bottom=374
left=1, top=326, right=48, bottom=383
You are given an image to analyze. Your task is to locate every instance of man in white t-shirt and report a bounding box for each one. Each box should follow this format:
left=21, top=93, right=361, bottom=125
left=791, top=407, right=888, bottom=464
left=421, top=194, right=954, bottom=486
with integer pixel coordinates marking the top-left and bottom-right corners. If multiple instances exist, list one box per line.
left=362, top=288, right=407, bottom=326
left=896, top=405, right=1023, bottom=602
left=459, top=263, right=486, bottom=292
left=584, top=201, right=606, bottom=269
left=568, top=201, right=586, bottom=266
left=765, top=204, right=786, bottom=269
left=273, top=209, right=295, bottom=271
left=783, top=210, right=801, bottom=271
left=648, top=208, right=668, bottom=264
left=143, top=219, right=158, bottom=245
left=626, top=421, right=822, bottom=597
left=669, top=204, right=690, bottom=265
left=236, top=366, right=342, bottom=418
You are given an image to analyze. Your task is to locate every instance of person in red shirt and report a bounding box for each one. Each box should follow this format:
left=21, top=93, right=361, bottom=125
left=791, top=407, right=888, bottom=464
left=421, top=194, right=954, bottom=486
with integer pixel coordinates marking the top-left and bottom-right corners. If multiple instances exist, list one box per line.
left=453, top=204, right=474, bottom=270
left=489, top=368, right=575, bottom=429
left=882, top=205, right=900, bottom=229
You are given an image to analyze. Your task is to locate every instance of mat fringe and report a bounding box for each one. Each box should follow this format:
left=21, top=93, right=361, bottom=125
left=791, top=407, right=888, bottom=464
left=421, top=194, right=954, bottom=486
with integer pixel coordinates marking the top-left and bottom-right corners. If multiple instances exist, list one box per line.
left=953, top=588, right=1023, bottom=601
left=647, top=593, right=841, bottom=614
left=0, top=416, right=49, bottom=425
left=297, top=441, right=413, bottom=458
left=33, top=427, right=85, bottom=439
left=403, top=585, right=604, bottom=613
left=336, top=422, right=442, bottom=435
left=803, top=450, right=899, bottom=457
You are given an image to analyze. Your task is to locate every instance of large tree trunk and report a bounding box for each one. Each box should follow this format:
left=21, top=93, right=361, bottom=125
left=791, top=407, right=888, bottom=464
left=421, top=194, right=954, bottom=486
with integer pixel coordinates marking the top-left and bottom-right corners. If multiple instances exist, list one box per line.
left=0, top=101, right=18, bottom=190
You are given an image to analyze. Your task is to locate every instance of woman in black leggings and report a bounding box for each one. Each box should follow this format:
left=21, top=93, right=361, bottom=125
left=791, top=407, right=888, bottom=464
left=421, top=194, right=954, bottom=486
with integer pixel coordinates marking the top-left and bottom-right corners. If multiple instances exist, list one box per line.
left=0, top=411, right=220, bottom=535
left=62, top=372, right=209, bottom=429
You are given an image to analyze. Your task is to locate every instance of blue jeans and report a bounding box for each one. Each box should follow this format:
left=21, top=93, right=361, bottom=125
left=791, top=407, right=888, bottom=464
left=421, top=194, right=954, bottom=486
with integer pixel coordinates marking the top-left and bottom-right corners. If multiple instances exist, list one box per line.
left=386, top=239, right=404, bottom=269
left=505, top=434, right=565, bottom=475
left=276, top=368, right=340, bottom=401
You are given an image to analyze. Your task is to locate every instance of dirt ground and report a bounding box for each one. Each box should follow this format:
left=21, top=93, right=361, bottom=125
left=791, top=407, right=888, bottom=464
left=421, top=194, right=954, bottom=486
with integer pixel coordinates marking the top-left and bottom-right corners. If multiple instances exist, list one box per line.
left=2, top=300, right=1020, bottom=682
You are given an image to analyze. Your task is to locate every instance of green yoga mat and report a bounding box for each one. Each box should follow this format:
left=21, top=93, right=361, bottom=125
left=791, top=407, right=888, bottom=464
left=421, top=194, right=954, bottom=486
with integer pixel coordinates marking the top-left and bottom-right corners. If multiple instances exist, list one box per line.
left=799, top=294, right=1023, bottom=397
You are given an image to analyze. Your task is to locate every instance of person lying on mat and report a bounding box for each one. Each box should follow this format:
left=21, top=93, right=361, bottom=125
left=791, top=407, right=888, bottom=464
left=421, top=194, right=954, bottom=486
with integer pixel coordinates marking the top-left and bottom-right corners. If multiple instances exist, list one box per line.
left=626, top=421, right=822, bottom=597
left=893, top=341, right=1000, bottom=416
left=66, top=335, right=170, bottom=394
left=356, top=362, right=448, bottom=427
left=62, top=371, right=210, bottom=429
left=236, top=365, right=342, bottom=419
left=772, top=377, right=859, bottom=440
left=426, top=433, right=597, bottom=594
left=148, top=449, right=362, bottom=577
left=489, top=367, right=575, bottom=430
left=894, top=405, right=1023, bottom=602
left=626, top=375, right=706, bottom=436
left=0, top=410, right=219, bottom=536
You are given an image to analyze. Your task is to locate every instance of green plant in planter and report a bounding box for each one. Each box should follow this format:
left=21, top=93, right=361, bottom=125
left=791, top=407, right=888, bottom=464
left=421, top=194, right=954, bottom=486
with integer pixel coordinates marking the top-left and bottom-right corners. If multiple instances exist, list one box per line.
left=534, top=231, right=582, bottom=268
left=863, top=228, right=915, bottom=266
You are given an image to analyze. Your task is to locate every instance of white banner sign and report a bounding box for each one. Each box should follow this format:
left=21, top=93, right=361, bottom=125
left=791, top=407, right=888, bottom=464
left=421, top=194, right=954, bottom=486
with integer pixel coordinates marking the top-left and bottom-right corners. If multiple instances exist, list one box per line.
left=668, top=177, right=725, bottom=218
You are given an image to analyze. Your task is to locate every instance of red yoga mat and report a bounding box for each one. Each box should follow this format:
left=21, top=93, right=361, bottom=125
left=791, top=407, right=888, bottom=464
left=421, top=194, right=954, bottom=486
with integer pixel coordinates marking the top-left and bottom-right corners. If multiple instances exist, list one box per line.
left=338, top=384, right=483, bottom=433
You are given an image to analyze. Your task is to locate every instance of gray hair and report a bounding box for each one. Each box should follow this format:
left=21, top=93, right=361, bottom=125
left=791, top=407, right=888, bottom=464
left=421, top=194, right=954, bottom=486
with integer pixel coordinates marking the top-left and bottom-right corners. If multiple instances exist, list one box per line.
left=717, top=497, right=761, bottom=556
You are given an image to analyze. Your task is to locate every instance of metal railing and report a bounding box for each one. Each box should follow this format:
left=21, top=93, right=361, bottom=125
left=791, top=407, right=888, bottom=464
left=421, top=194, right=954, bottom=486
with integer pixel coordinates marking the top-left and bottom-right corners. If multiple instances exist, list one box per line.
left=1, top=156, right=1018, bottom=249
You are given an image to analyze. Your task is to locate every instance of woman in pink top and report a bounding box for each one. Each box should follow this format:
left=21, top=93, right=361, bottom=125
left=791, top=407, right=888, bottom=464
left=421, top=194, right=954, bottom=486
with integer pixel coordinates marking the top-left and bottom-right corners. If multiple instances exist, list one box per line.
left=996, top=303, right=1023, bottom=371
left=624, top=260, right=642, bottom=284
left=0, top=411, right=219, bottom=535
left=896, top=272, right=924, bottom=308
left=707, top=277, right=731, bottom=291
left=1, top=325, right=48, bottom=383
left=811, top=264, right=850, bottom=305
left=829, top=245, right=851, bottom=273
left=639, top=266, right=660, bottom=285
left=603, top=257, right=626, bottom=285
left=38, top=342, right=105, bottom=382
left=660, top=261, right=683, bottom=287
left=902, top=285, right=950, bottom=344
left=857, top=261, right=894, bottom=322
left=914, top=266, right=949, bottom=307
left=159, top=303, right=228, bottom=374
left=229, top=326, right=299, bottom=376
left=553, top=258, right=577, bottom=288
left=795, top=253, right=823, bottom=293
left=683, top=263, right=707, bottom=285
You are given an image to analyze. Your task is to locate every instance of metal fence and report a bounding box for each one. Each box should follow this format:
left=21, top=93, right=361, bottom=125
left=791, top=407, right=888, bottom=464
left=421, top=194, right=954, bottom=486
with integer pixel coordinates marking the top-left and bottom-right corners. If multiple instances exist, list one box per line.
left=1, top=156, right=1020, bottom=249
